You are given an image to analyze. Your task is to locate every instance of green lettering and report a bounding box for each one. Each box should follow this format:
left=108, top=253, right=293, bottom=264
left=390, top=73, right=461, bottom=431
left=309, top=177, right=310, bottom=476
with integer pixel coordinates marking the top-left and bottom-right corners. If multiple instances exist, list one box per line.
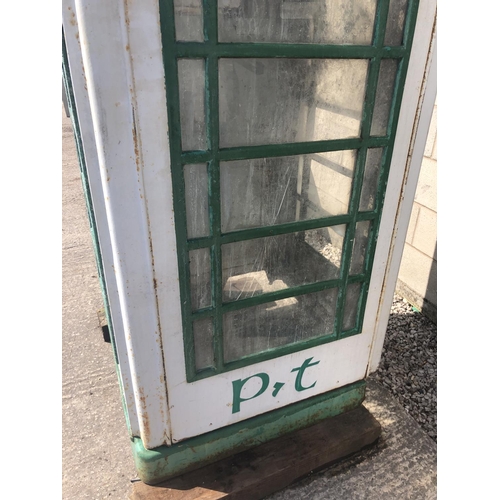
left=231, top=373, right=270, bottom=414
left=291, top=357, right=320, bottom=392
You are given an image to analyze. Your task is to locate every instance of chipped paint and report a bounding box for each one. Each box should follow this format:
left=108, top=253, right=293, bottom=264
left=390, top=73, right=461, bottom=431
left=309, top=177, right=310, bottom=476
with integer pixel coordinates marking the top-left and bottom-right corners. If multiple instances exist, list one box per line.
left=138, top=387, right=151, bottom=444
left=66, top=0, right=434, bottom=466
left=131, top=381, right=365, bottom=484
left=63, top=0, right=141, bottom=436
left=68, top=0, right=171, bottom=447
left=122, top=0, right=172, bottom=445
left=130, top=107, right=141, bottom=171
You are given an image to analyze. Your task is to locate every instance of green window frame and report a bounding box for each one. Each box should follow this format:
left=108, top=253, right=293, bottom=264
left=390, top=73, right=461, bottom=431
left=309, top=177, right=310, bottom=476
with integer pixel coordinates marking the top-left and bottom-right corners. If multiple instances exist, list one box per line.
left=159, top=0, right=420, bottom=382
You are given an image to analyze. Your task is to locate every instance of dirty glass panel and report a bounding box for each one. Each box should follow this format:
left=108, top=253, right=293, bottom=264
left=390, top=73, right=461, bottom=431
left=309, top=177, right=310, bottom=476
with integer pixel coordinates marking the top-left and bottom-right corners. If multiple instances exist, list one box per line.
left=218, top=0, right=376, bottom=45
left=223, top=288, right=338, bottom=362
left=221, top=225, right=345, bottom=302
left=350, top=221, right=372, bottom=275
left=304, top=151, right=355, bottom=224
left=219, top=59, right=368, bottom=148
left=342, top=282, right=362, bottom=331
left=384, top=0, right=408, bottom=46
left=193, top=317, right=214, bottom=370
left=189, top=248, right=211, bottom=311
left=359, top=148, right=383, bottom=212
left=370, top=59, right=398, bottom=137
left=174, top=0, right=204, bottom=42
left=221, top=150, right=356, bottom=232
left=178, top=59, right=206, bottom=151
left=184, top=163, right=210, bottom=238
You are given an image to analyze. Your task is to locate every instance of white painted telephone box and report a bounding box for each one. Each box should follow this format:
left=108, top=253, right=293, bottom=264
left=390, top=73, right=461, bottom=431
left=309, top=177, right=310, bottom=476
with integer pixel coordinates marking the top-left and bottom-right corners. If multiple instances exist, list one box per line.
left=62, top=0, right=436, bottom=484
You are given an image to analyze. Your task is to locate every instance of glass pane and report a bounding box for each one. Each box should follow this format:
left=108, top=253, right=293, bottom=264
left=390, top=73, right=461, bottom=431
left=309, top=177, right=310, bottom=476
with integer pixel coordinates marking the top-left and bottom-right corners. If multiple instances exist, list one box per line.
left=342, top=282, right=361, bottom=331
left=223, top=288, right=338, bottom=362
left=306, top=150, right=355, bottom=221
left=178, top=59, right=206, bottom=151
left=221, top=150, right=356, bottom=232
left=219, top=58, right=369, bottom=148
left=218, top=0, right=377, bottom=45
left=184, top=163, right=210, bottom=238
left=359, top=148, right=383, bottom=211
left=370, top=59, right=398, bottom=137
left=174, top=0, right=203, bottom=42
left=189, top=248, right=211, bottom=310
left=350, top=221, right=372, bottom=275
left=222, top=225, right=345, bottom=302
left=193, top=317, right=214, bottom=370
left=384, top=0, right=408, bottom=46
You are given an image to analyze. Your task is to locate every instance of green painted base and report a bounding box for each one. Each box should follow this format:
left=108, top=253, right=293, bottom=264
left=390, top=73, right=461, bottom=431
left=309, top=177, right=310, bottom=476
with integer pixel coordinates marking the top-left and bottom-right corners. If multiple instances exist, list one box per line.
left=131, top=380, right=366, bottom=485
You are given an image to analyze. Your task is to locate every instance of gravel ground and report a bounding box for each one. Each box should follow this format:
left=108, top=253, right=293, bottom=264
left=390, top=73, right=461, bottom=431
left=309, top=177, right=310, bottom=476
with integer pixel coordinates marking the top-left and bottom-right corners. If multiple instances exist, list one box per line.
left=370, top=294, right=437, bottom=442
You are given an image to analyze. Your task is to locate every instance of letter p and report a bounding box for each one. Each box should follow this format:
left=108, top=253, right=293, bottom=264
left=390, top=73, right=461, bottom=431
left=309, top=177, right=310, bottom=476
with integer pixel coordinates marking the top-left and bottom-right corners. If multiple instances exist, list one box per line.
left=231, top=373, right=270, bottom=414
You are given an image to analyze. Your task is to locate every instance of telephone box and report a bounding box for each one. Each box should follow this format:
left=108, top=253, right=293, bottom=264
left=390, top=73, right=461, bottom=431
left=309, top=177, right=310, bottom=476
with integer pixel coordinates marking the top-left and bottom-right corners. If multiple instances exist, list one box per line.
left=62, top=0, right=436, bottom=484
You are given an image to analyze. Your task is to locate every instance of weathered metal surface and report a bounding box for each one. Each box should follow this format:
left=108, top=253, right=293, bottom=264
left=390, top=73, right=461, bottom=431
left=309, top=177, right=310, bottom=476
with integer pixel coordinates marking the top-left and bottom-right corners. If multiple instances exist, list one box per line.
left=62, top=1, right=140, bottom=436
left=70, top=0, right=172, bottom=448
left=64, top=0, right=436, bottom=456
left=131, top=381, right=366, bottom=485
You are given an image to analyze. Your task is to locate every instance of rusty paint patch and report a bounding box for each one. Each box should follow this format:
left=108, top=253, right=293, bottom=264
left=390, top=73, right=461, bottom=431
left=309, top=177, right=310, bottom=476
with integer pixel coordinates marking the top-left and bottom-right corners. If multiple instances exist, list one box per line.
left=148, top=237, right=155, bottom=270
left=121, top=2, right=172, bottom=444
left=124, top=2, right=130, bottom=27
left=131, top=107, right=141, bottom=171
left=80, top=61, right=87, bottom=91
left=138, top=387, right=151, bottom=444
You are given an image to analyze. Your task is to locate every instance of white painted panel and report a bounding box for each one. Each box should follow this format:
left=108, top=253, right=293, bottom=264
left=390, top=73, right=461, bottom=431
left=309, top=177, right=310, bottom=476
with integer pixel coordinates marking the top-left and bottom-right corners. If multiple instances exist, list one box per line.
left=62, top=0, right=139, bottom=436
left=66, top=0, right=437, bottom=447
left=156, top=0, right=438, bottom=442
left=168, top=333, right=372, bottom=442
left=73, top=0, right=171, bottom=448
left=123, top=0, right=184, bottom=445
left=367, top=3, right=437, bottom=374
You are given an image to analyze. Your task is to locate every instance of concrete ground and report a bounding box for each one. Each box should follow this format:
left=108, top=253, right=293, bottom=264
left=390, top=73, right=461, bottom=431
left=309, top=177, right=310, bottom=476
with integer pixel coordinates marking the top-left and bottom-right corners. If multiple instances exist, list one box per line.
left=62, top=109, right=437, bottom=499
